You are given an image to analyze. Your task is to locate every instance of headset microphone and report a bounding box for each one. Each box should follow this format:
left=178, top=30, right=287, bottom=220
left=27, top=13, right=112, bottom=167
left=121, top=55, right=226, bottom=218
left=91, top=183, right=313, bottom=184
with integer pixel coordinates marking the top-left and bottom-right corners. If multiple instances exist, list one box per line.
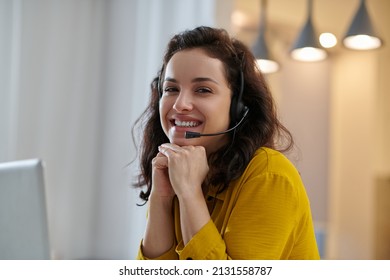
left=184, top=107, right=249, bottom=139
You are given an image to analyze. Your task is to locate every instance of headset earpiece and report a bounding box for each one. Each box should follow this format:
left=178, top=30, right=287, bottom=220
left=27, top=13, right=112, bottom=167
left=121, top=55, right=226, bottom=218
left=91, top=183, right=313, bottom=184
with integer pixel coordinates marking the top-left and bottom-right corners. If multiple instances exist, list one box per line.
left=229, top=68, right=246, bottom=126
left=157, top=65, right=165, bottom=99
left=158, top=77, right=162, bottom=98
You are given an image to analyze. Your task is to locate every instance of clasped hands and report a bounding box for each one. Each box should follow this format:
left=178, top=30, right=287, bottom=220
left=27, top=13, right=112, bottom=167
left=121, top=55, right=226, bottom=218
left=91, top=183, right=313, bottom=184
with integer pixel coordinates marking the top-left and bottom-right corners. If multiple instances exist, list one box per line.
left=151, top=143, right=209, bottom=199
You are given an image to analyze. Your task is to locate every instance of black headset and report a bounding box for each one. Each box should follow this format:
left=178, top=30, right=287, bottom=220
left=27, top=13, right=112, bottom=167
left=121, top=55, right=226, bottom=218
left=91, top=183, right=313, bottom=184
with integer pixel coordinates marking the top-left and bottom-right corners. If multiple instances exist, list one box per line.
left=229, top=68, right=247, bottom=126
left=158, top=66, right=247, bottom=128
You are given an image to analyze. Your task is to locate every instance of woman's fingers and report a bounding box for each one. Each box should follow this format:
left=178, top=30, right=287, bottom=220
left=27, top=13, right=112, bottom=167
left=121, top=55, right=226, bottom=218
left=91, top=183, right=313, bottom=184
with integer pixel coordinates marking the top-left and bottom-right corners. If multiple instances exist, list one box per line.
left=156, top=143, right=209, bottom=197
left=152, top=152, right=168, bottom=169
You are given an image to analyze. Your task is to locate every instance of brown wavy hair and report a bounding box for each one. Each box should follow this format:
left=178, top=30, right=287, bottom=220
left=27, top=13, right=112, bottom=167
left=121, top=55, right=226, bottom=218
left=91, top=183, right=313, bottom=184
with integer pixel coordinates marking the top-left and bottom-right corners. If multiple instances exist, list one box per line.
left=132, top=26, right=293, bottom=202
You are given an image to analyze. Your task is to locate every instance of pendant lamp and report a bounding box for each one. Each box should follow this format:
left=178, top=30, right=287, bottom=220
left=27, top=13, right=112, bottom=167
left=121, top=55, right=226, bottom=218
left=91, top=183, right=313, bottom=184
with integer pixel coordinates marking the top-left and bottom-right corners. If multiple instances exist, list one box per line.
left=290, top=0, right=327, bottom=62
left=343, top=0, right=383, bottom=50
left=252, top=0, right=279, bottom=74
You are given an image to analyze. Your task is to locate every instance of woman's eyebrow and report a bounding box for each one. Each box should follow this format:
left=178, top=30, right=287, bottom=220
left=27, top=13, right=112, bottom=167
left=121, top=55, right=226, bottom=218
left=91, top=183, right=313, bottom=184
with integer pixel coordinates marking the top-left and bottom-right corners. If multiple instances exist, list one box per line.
left=191, top=77, right=220, bottom=85
left=164, top=77, right=178, bottom=83
left=164, top=77, right=220, bottom=85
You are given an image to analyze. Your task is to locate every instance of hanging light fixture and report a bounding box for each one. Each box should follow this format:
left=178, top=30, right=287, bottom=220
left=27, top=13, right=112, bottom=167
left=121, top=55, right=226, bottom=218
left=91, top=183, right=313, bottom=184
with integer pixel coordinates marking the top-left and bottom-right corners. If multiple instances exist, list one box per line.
left=290, top=0, right=327, bottom=62
left=252, top=0, right=279, bottom=74
left=343, top=0, right=383, bottom=50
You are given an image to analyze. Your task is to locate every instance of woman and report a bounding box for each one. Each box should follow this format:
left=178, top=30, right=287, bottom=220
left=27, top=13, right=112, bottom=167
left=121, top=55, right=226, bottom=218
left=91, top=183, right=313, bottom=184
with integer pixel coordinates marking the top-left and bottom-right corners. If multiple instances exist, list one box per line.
left=134, top=26, right=319, bottom=260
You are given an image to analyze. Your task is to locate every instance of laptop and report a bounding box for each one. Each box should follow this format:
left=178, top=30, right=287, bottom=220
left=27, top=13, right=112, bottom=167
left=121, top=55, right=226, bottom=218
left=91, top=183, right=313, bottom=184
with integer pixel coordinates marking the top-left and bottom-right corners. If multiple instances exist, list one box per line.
left=0, top=159, right=51, bottom=259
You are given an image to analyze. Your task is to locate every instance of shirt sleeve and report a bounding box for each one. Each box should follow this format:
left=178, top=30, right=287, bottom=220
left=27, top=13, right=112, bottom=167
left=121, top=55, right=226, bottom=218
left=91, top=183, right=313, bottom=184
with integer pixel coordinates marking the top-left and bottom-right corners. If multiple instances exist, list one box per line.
left=136, top=240, right=179, bottom=260
left=176, top=219, right=231, bottom=260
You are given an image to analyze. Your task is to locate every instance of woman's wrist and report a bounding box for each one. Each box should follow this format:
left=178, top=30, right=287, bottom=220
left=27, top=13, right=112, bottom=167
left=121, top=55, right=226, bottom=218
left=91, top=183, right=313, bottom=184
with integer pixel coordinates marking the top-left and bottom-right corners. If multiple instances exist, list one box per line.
left=149, top=192, right=175, bottom=208
left=175, top=185, right=204, bottom=202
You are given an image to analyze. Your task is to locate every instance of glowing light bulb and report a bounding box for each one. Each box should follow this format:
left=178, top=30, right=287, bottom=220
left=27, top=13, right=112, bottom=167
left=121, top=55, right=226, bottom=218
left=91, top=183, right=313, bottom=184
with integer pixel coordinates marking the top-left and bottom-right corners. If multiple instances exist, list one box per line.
left=319, top=33, right=337, bottom=48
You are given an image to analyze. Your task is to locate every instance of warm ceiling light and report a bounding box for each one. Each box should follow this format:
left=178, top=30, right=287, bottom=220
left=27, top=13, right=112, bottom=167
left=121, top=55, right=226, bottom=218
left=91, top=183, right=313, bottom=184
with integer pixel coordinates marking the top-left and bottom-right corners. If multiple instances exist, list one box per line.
left=291, top=47, right=327, bottom=62
left=319, top=32, right=337, bottom=48
left=344, top=35, right=381, bottom=50
left=256, top=59, right=280, bottom=74
left=343, top=0, right=383, bottom=50
left=252, top=0, right=280, bottom=74
left=290, top=0, right=327, bottom=62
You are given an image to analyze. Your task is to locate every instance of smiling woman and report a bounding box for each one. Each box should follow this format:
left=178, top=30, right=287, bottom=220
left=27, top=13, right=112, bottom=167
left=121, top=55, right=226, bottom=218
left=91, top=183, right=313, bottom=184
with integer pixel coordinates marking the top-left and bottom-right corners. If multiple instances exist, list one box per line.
left=133, top=26, right=320, bottom=260
left=160, top=48, right=232, bottom=152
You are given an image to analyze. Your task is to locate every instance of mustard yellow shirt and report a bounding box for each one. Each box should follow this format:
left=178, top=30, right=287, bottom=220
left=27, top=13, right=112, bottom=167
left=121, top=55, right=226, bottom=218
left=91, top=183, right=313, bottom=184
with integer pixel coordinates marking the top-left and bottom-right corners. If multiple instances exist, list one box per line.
left=137, top=147, right=320, bottom=260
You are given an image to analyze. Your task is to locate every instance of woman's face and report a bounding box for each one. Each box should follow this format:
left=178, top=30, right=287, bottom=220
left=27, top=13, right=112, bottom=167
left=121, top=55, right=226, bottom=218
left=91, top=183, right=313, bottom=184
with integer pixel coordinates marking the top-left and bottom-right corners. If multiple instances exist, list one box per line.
left=159, top=48, right=232, bottom=154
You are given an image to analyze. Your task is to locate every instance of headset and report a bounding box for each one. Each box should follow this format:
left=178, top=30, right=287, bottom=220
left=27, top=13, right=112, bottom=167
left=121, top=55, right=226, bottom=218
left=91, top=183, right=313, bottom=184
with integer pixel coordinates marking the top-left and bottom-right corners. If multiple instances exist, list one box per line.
left=229, top=68, right=248, bottom=127
left=158, top=62, right=249, bottom=139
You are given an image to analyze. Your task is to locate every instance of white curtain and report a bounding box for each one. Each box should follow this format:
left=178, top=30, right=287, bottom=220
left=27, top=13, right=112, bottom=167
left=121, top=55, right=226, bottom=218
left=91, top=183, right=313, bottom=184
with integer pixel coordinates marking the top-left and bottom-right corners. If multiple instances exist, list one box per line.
left=0, top=0, right=216, bottom=259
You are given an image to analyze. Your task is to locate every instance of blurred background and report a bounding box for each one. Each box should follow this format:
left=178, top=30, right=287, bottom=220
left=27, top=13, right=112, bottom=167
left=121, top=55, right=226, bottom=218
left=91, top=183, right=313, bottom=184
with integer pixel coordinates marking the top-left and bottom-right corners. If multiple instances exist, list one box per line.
left=0, top=0, right=389, bottom=260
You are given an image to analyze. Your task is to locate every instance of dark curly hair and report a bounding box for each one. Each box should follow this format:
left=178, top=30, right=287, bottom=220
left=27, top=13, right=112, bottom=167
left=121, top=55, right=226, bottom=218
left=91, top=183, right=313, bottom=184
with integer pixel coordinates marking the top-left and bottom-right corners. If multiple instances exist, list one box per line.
left=133, top=26, right=293, bottom=202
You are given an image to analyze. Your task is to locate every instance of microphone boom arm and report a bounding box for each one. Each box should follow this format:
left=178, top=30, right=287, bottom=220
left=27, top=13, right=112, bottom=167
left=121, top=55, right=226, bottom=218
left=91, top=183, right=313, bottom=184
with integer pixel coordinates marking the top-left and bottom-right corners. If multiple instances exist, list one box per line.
left=184, top=107, right=249, bottom=139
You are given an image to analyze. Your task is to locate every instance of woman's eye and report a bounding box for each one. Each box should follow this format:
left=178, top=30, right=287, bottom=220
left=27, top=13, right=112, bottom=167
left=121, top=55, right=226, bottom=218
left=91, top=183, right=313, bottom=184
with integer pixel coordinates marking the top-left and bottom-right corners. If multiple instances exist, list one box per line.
left=164, top=87, right=178, bottom=93
left=196, top=87, right=212, bottom=94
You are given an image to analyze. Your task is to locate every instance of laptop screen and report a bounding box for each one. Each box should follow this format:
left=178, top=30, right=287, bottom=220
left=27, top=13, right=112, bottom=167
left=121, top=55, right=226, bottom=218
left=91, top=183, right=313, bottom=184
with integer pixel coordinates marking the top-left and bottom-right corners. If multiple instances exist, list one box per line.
left=0, top=159, right=51, bottom=259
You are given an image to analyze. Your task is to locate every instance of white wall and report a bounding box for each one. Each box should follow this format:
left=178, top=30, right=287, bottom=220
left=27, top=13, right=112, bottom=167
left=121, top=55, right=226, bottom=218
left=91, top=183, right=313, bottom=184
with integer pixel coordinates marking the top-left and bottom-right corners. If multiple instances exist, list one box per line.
left=1, top=0, right=108, bottom=259
left=326, top=1, right=390, bottom=259
left=327, top=51, right=377, bottom=259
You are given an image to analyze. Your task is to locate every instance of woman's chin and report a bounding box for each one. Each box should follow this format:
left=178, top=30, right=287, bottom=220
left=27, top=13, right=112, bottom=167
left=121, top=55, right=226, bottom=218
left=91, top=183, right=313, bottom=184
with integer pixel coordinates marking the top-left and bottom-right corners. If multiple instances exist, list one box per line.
left=169, top=137, right=196, bottom=147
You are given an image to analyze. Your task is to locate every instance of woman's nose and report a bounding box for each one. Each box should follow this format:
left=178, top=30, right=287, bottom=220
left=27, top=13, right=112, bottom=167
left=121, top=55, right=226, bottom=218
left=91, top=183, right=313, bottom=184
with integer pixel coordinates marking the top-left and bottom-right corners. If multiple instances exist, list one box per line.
left=173, top=91, right=193, bottom=112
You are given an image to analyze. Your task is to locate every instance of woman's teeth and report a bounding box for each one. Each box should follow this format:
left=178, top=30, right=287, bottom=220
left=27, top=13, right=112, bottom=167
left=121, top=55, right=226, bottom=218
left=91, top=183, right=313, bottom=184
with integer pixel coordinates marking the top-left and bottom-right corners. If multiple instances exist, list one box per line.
left=175, top=120, right=199, bottom=127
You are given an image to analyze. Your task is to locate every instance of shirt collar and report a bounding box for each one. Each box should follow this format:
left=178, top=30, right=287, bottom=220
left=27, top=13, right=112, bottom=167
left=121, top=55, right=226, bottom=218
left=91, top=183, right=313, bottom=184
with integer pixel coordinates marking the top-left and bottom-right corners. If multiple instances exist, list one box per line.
left=206, top=185, right=227, bottom=201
